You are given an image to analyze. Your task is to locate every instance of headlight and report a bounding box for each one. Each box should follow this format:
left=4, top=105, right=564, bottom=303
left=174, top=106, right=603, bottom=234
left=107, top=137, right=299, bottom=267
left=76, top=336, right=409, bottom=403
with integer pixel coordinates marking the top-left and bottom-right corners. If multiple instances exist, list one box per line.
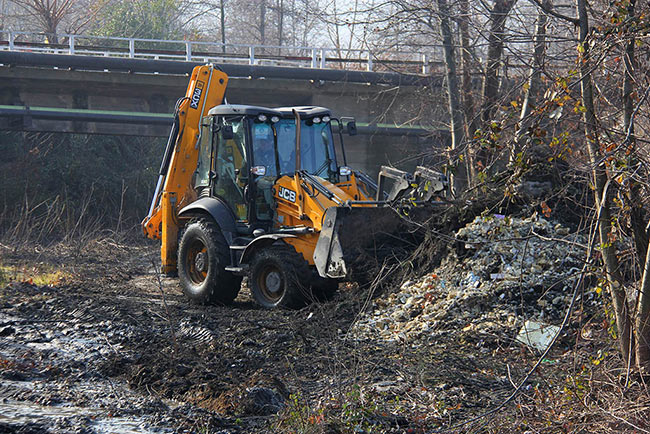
left=312, top=117, right=321, bottom=124
left=271, top=116, right=280, bottom=123
left=322, top=116, right=330, bottom=123
left=257, top=114, right=268, bottom=122
left=339, top=166, right=352, bottom=176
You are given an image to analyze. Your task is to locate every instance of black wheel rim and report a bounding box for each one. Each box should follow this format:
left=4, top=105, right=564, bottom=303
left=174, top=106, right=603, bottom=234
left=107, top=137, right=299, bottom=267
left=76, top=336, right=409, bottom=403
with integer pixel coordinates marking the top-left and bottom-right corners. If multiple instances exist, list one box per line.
left=256, top=264, right=284, bottom=303
left=185, top=239, right=208, bottom=285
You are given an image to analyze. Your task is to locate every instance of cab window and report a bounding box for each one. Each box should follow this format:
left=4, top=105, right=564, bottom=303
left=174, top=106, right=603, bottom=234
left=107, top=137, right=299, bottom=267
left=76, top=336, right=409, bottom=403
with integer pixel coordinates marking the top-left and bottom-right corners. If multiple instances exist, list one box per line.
left=213, top=117, right=248, bottom=220
left=194, top=117, right=213, bottom=189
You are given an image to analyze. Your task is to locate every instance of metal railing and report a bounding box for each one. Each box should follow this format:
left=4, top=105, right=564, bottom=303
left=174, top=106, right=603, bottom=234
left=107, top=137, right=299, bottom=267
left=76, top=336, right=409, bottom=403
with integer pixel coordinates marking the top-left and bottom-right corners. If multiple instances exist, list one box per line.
left=0, top=30, right=445, bottom=75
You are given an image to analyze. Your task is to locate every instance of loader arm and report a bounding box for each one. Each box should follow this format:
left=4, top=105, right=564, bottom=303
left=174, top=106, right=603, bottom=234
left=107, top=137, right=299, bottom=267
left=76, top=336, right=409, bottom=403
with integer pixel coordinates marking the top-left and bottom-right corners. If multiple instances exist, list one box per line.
left=142, top=65, right=229, bottom=274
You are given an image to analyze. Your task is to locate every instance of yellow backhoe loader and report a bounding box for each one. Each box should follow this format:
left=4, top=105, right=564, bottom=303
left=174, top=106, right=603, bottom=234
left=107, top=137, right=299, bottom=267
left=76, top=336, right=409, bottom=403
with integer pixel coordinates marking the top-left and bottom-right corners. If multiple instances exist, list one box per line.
left=142, top=64, right=447, bottom=308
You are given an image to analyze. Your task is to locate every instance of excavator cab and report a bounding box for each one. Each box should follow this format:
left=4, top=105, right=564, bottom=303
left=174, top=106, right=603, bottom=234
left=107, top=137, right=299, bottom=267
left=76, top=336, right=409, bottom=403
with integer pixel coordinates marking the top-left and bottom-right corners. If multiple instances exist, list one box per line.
left=193, top=104, right=343, bottom=232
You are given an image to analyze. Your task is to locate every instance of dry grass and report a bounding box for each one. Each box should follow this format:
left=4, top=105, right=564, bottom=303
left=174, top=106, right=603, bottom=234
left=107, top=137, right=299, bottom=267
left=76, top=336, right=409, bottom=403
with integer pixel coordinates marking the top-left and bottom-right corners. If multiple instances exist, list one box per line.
left=0, top=264, right=70, bottom=287
left=0, top=183, right=139, bottom=253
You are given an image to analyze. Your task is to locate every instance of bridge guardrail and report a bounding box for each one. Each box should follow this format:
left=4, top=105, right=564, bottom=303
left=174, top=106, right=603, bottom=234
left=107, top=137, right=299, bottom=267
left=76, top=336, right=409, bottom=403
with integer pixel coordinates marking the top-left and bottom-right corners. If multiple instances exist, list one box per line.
left=0, top=30, right=446, bottom=75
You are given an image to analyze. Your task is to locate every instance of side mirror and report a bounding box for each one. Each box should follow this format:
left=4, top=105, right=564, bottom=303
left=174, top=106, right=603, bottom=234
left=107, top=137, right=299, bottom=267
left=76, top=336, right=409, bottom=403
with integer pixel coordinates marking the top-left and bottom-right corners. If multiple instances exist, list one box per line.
left=222, top=125, right=234, bottom=140
left=346, top=120, right=357, bottom=136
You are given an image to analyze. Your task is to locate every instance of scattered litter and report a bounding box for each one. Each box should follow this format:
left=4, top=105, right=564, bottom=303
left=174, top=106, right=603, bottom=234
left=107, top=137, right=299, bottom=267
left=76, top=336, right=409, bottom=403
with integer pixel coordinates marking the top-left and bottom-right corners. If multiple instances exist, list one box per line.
left=352, top=215, right=588, bottom=344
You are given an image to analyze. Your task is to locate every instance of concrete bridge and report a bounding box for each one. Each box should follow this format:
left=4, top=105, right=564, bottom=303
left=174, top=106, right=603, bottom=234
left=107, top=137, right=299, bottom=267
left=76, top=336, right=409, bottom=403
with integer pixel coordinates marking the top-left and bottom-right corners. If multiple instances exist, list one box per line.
left=0, top=36, right=449, bottom=174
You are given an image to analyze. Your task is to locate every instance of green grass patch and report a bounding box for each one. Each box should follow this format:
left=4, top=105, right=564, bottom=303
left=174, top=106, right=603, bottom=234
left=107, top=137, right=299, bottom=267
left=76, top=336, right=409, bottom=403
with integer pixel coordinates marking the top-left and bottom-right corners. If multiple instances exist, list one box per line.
left=0, top=264, right=70, bottom=287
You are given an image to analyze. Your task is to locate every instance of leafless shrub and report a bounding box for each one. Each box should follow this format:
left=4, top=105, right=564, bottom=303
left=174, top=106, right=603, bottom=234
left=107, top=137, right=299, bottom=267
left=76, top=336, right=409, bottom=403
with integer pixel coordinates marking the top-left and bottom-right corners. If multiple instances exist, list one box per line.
left=0, top=183, right=118, bottom=252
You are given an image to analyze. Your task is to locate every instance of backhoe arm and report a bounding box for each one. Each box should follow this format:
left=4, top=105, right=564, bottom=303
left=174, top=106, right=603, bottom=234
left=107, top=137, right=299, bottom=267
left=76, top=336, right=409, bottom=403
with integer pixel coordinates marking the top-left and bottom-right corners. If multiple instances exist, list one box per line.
left=142, top=64, right=229, bottom=274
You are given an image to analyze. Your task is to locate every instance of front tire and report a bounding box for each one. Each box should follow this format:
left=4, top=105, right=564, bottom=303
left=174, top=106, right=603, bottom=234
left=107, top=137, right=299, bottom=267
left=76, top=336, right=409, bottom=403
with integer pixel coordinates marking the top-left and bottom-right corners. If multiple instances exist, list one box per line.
left=249, top=244, right=311, bottom=309
left=178, top=219, right=241, bottom=305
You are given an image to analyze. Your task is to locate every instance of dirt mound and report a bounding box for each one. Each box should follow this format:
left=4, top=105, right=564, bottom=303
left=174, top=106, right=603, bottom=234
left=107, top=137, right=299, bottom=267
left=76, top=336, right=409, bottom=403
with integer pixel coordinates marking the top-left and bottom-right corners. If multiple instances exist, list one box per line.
left=352, top=215, right=593, bottom=345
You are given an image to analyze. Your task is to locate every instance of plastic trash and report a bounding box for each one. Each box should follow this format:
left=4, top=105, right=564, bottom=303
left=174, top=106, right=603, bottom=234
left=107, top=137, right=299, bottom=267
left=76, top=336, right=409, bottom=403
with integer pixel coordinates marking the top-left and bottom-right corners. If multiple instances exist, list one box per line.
left=515, top=320, right=560, bottom=352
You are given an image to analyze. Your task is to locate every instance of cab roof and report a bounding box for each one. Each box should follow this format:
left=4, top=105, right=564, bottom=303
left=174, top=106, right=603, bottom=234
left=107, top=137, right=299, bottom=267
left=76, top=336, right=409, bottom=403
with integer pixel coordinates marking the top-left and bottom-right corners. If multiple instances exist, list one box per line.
left=207, top=104, right=330, bottom=118
left=207, top=104, right=282, bottom=117
left=275, top=106, right=331, bottom=118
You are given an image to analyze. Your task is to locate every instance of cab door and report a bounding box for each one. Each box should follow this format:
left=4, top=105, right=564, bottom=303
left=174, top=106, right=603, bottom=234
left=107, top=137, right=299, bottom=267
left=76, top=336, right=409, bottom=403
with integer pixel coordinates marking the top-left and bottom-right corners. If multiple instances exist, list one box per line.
left=251, top=121, right=278, bottom=222
left=212, top=116, right=249, bottom=221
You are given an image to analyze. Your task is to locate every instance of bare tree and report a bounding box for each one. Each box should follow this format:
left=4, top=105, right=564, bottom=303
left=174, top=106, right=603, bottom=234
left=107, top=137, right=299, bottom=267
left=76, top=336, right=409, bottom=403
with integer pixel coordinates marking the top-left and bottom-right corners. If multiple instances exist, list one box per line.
left=260, top=0, right=266, bottom=45
left=616, top=0, right=650, bottom=373
left=513, top=0, right=551, bottom=160
left=277, top=0, right=284, bottom=47
left=577, top=0, right=633, bottom=366
left=528, top=0, right=643, bottom=370
left=480, top=0, right=518, bottom=125
left=221, top=0, right=226, bottom=52
left=437, top=0, right=467, bottom=191
left=9, top=0, right=101, bottom=41
left=458, top=0, right=477, bottom=136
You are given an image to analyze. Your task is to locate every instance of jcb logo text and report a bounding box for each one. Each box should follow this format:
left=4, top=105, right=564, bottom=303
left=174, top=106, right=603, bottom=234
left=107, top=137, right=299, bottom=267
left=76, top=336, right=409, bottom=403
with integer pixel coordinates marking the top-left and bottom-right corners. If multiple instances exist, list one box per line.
left=279, top=187, right=296, bottom=203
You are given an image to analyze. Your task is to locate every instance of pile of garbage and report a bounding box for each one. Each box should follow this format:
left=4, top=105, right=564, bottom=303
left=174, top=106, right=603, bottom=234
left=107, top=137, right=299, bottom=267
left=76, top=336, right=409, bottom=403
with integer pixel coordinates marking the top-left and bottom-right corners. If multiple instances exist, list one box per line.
left=351, top=215, right=590, bottom=344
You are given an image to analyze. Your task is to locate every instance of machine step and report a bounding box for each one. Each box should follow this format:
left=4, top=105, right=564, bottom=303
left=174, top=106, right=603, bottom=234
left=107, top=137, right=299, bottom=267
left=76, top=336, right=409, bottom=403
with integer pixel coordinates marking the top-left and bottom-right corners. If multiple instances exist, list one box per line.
left=225, top=264, right=249, bottom=274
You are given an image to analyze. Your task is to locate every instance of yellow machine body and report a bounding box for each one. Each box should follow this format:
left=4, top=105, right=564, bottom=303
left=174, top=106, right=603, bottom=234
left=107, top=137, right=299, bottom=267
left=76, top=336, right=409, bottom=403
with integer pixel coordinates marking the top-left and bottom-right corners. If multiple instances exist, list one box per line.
left=272, top=173, right=374, bottom=265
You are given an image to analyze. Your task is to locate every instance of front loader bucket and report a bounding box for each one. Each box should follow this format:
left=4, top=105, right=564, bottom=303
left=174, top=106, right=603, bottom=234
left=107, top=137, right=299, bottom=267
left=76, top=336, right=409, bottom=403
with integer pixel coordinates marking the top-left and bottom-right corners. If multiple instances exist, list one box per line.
left=314, top=206, right=406, bottom=279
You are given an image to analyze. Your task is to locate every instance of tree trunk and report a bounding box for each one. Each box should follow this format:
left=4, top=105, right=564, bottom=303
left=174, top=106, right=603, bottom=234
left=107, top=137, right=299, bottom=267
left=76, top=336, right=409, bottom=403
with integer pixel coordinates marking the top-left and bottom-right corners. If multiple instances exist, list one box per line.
left=45, top=16, right=59, bottom=44
left=480, top=0, right=517, bottom=125
left=260, top=0, right=266, bottom=47
left=437, top=0, right=467, bottom=193
left=278, top=0, right=284, bottom=49
left=221, top=0, right=226, bottom=54
left=291, top=0, right=296, bottom=46
left=459, top=0, right=477, bottom=185
left=513, top=0, right=550, bottom=161
left=576, top=0, right=633, bottom=365
left=620, top=0, right=647, bottom=265
left=636, top=238, right=650, bottom=372
left=619, top=0, right=650, bottom=373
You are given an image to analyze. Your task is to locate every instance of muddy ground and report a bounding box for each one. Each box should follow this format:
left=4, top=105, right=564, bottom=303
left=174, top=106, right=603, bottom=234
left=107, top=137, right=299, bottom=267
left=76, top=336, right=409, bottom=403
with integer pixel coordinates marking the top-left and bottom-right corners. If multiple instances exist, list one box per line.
left=0, top=236, right=645, bottom=433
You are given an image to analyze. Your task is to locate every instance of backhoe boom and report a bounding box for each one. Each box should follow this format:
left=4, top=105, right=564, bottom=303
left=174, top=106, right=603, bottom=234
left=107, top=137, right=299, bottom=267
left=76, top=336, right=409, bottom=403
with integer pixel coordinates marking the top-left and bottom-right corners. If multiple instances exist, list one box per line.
left=142, top=65, right=228, bottom=274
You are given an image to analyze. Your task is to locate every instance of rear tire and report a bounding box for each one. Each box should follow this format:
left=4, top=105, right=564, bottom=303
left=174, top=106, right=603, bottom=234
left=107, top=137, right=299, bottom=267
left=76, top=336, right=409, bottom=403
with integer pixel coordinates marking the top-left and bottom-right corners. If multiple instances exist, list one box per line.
left=178, top=219, right=241, bottom=305
left=249, top=244, right=311, bottom=309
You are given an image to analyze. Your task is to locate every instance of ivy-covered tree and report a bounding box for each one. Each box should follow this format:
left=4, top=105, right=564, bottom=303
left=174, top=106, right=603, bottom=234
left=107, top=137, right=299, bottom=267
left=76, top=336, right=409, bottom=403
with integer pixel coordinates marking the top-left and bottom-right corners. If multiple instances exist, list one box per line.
left=90, top=0, right=186, bottom=40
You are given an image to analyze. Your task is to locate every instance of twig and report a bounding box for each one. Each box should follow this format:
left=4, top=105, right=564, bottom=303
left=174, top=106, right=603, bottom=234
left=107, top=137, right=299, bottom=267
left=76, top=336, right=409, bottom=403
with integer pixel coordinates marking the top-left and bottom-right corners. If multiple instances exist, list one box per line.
left=506, top=364, right=517, bottom=390
left=526, top=0, right=579, bottom=24
left=103, top=335, right=120, bottom=355
left=530, top=229, right=589, bottom=249
left=597, top=405, right=650, bottom=433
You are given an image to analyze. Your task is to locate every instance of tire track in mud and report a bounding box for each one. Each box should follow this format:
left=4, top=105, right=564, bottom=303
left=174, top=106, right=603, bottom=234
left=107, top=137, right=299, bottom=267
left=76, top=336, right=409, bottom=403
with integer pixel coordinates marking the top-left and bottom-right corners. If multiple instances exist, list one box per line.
left=0, top=243, right=364, bottom=432
left=0, top=245, right=238, bottom=433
